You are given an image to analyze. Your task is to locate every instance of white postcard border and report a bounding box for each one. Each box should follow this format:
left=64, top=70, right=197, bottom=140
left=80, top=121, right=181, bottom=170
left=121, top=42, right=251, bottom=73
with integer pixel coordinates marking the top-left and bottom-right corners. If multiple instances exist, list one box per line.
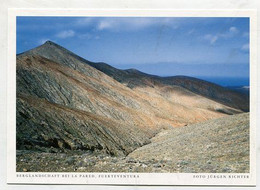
left=7, top=9, right=257, bottom=186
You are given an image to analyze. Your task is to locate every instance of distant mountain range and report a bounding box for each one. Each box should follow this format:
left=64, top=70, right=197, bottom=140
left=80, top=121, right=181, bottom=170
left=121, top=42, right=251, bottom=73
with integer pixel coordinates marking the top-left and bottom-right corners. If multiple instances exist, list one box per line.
left=16, top=41, right=249, bottom=156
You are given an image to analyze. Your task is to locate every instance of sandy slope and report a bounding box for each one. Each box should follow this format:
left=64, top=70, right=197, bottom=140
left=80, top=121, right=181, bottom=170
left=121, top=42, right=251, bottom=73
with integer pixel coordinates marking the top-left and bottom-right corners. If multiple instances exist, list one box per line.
left=129, top=113, right=249, bottom=173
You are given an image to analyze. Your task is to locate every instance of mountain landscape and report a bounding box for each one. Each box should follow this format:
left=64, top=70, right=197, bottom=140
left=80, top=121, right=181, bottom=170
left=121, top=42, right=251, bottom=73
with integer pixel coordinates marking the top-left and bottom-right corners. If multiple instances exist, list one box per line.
left=16, top=41, right=249, bottom=173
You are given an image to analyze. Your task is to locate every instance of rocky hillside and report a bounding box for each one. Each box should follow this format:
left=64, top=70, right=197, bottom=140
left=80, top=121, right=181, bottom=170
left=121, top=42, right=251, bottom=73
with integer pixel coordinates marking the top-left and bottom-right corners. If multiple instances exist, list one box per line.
left=21, top=41, right=249, bottom=112
left=88, top=62, right=249, bottom=112
left=129, top=113, right=249, bottom=173
left=17, top=41, right=248, bottom=157
left=17, top=113, right=249, bottom=173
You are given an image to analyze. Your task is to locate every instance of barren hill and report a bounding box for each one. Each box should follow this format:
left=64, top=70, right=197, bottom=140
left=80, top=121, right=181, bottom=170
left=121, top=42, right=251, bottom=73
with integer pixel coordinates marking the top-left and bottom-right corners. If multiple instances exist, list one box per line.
left=17, top=41, right=248, bottom=158
left=17, top=113, right=249, bottom=173
left=128, top=113, right=249, bottom=173
left=87, top=61, right=249, bottom=112
left=22, top=41, right=249, bottom=112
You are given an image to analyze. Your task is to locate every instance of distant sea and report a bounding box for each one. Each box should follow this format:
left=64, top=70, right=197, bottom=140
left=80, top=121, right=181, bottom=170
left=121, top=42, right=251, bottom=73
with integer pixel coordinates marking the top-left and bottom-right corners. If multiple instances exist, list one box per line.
left=195, top=77, right=249, bottom=87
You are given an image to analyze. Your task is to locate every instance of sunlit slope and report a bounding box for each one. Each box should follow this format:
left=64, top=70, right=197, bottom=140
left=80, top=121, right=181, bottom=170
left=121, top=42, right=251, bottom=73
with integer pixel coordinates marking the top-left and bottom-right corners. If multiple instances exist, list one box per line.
left=16, top=41, right=246, bottom=155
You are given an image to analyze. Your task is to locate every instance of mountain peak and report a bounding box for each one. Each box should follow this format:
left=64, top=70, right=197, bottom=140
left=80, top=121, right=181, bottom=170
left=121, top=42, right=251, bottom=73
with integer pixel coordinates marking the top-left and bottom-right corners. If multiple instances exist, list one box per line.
left=25, top=40, right=78, bottom=59
left=44, top=40, right=56, bottom=45
left=18, top=40, right=68, bottom=59
left=42, top=40, right=61, bottom=48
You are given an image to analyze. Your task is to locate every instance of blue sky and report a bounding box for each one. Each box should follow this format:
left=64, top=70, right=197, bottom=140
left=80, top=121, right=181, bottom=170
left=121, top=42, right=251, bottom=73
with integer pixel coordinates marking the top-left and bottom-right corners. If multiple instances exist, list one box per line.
left=17, top=17, right=250, bottom=86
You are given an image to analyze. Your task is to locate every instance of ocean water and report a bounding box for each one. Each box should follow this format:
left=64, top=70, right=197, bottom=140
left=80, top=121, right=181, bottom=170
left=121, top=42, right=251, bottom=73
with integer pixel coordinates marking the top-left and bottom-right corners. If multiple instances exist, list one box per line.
left=196, top=77, right=249, bottom=87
